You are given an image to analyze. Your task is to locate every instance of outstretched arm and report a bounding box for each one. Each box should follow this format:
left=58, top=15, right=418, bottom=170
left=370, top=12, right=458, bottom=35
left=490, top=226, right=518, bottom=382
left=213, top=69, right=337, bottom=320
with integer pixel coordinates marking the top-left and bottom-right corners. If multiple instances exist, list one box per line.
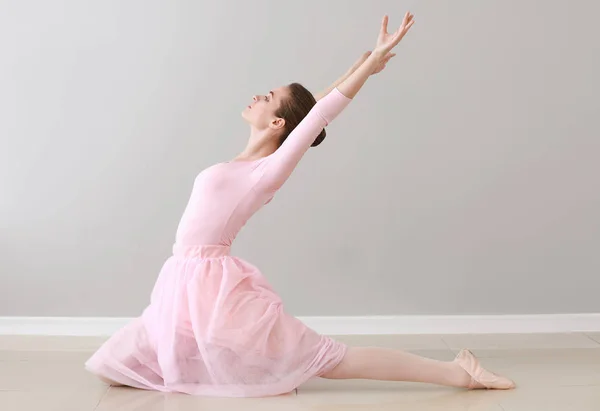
left=257, top=12, right=415, bottom=192
left=314, top=51, right=396, bottom=101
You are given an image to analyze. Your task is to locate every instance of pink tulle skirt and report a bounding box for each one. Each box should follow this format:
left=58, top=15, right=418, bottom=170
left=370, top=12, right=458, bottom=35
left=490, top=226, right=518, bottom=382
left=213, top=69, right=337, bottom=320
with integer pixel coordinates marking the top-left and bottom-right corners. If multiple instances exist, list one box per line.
left=85, top=245, right=347, bottom=397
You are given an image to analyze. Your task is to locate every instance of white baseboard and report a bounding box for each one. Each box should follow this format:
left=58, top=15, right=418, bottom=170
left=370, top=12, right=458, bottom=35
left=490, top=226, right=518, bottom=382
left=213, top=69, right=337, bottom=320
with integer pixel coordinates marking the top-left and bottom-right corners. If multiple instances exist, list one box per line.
left=1, top=313, right=600, bottom=336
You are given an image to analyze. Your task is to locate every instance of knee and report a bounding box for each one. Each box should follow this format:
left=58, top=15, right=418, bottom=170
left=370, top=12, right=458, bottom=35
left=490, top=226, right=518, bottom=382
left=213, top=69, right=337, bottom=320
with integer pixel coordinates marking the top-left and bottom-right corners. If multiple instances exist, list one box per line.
left=320, top=363, right=345, bottom=379
left=320, top=353, right=355, bottom=380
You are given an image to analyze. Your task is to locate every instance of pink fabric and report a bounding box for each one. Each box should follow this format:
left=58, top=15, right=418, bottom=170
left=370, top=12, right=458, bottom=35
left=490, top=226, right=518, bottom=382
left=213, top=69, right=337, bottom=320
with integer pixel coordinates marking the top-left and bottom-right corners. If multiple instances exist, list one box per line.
left=85, top=88, right=353, bottom=397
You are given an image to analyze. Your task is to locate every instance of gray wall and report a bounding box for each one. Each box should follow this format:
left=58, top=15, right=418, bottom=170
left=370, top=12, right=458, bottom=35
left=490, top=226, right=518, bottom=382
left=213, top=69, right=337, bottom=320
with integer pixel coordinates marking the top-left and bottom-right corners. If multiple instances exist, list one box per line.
left=1, top=0, right=598, bottom=317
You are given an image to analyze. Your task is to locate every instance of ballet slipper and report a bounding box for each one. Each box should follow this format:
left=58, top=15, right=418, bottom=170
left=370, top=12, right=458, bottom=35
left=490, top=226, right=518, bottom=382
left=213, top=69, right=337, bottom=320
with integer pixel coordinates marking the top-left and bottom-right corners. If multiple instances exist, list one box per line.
left=454, top=349, right=516, bottom=390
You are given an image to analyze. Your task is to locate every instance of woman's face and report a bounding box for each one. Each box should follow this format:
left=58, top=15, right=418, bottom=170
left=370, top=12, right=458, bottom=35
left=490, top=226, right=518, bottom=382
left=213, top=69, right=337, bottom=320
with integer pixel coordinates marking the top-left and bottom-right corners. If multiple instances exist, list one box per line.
left=241, top=86, right=289, bottom=131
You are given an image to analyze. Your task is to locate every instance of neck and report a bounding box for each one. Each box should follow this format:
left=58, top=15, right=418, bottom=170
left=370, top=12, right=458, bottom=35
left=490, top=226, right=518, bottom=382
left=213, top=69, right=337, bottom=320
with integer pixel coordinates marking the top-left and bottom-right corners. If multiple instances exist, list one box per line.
left=235, top=126, right=280, bottom=162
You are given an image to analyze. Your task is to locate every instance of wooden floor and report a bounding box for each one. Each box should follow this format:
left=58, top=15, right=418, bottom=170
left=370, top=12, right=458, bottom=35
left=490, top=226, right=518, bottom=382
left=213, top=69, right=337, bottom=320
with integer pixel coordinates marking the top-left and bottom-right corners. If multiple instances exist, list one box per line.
left=1, top=332, right=600, bottom=410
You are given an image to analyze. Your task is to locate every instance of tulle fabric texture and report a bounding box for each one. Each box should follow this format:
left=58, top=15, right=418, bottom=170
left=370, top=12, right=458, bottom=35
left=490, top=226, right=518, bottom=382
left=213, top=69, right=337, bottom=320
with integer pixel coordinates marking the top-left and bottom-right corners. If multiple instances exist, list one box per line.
left=85, top=245, right=347, bottom=397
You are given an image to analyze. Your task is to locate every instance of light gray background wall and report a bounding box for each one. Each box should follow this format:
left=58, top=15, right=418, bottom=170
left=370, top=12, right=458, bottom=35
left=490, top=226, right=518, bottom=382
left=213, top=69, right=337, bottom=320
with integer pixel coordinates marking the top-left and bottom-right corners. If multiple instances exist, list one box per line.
left=1, top=0, right=598, bottom=317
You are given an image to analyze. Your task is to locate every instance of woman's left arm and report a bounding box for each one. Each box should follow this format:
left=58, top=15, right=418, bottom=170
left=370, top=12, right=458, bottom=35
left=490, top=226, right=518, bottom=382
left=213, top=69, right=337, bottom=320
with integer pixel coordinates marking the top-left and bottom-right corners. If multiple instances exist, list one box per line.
left=256, top=12, right=414, bottom=192
left=314, top=51, right=396, bottom=101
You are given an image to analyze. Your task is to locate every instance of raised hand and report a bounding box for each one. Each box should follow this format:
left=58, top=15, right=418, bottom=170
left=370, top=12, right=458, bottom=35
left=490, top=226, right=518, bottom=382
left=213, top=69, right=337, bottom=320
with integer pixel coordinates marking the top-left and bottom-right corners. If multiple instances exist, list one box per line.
left=374, top=12, right=415, bottom=57
left=336, top=12, right=415, bottom=99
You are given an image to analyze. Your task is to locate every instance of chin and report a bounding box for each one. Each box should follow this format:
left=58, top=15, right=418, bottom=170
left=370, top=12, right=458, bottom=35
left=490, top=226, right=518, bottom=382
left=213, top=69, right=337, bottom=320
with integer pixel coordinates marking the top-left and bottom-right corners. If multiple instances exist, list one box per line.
left=241, top=107, right=255, bottom=123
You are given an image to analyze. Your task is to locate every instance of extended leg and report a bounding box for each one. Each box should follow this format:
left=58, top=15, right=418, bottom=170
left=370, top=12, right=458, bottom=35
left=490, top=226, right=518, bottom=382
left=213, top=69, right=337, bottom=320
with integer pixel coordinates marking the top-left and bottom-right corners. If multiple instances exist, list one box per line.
left=321, top=346, right=515, bottom=389
left=321, top=347, right=472, bottom=387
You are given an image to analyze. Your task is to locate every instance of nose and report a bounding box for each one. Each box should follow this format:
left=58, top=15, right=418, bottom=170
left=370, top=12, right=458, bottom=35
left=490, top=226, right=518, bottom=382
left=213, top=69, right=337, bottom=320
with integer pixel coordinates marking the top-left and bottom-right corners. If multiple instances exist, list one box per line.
left=253, top=95, right=259, bottom=102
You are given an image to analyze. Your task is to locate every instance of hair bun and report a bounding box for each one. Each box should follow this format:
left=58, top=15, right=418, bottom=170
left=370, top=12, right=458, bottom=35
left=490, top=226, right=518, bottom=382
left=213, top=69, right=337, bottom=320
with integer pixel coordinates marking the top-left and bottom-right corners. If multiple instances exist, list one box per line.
left=311, top=128, right=327, bottom=147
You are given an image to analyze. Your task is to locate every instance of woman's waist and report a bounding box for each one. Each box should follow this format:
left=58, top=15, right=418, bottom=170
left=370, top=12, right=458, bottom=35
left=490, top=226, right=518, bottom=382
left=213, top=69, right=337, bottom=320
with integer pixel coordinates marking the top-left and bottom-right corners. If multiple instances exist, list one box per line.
left=172, top=243, right=231, bottom=259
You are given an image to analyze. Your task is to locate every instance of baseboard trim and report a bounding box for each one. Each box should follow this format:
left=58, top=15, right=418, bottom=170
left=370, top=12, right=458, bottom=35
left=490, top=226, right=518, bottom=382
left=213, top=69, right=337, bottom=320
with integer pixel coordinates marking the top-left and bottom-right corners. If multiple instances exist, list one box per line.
left=1, top=313, right=600, bottom=336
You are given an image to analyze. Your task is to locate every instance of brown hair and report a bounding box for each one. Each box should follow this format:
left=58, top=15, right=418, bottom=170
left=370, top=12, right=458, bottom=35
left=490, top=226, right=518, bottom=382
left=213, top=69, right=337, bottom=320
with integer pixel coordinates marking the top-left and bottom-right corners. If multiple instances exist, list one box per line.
left=274, top=83, right=326, bottom=147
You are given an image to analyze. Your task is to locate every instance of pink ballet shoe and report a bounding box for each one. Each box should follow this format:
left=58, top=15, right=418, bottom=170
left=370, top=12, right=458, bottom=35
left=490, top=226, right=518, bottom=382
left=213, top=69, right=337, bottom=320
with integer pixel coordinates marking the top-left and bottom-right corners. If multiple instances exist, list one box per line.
left=454, top=349, right=516, bottom=390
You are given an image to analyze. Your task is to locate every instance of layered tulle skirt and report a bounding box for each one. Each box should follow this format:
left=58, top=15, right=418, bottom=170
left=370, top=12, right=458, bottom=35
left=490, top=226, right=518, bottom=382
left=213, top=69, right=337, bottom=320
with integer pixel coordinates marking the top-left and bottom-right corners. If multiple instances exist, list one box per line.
left=85, top=245, right=346, bottom=397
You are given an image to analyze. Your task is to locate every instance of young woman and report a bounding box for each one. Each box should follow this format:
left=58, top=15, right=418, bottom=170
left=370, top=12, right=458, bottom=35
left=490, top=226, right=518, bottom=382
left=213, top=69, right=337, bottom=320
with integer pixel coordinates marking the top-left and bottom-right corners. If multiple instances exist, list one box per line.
left=86, top=12, right=515, bottom=397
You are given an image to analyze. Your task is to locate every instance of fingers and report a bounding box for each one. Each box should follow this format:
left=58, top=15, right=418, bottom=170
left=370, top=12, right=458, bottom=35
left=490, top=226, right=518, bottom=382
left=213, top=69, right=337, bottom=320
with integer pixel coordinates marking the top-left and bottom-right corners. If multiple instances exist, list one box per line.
left=398, top=13, right=415, bottom=35
left=401, top=12, right=414, bottom=29
left=380, top=15, right=389, bottom=35
left=380, top=54, right=395, bottom=71
left=385, top=11, right=414, bottom=29
left=402, top=11, right=409, bottom=26
left=374, top=53, right=396, bottom=74
left=379, top=11, right=415, bottom=53
left=403, top=18, right=415, bottom=34
left=391, top=22, right=412, bottom=46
